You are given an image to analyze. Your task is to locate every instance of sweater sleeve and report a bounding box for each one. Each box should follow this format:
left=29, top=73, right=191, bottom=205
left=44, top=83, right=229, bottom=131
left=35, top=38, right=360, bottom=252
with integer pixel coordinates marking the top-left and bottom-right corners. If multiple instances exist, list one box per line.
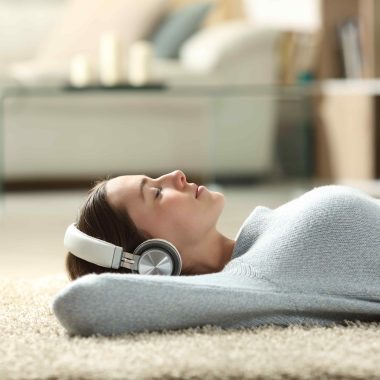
left=51, top=271, right=296, bottom=336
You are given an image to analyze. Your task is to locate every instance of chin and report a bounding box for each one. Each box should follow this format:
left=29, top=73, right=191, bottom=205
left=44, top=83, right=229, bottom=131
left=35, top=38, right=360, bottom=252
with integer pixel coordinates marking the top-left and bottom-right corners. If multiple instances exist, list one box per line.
left=217, top=192, right=225, bottom=201
left=208, top=190, right=225, bottom=210
left=214, top=192, right=225, bottom=211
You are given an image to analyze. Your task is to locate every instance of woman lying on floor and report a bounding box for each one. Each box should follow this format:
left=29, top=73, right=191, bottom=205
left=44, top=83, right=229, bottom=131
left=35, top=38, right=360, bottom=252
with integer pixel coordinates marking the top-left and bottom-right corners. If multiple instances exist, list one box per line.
left=52, top=170, right=380, bottom=336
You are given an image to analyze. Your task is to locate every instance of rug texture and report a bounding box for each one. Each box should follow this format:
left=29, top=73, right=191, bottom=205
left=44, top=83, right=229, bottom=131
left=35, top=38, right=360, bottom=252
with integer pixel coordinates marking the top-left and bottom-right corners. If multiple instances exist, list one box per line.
left=1, top=274, right=380, bottom=380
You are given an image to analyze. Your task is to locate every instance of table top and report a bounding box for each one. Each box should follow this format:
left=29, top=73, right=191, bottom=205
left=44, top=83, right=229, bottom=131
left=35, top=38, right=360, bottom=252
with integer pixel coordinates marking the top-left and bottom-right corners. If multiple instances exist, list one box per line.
left=0, top=82, right=318, bottom=99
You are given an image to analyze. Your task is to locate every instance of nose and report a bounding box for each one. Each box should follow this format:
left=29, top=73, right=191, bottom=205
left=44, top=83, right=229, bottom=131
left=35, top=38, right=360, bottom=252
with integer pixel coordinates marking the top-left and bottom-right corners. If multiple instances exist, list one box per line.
left=161, top=170, right=187, bottom=189
left=172, top=169, right=187, bottom=188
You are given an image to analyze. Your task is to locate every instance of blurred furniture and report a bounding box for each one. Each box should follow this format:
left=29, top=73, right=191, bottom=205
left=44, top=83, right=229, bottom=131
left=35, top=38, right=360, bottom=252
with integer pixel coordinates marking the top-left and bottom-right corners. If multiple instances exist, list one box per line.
left=0, top=0, right=287, bottom=186
left=314, top=0, right=380, bottom=181
left=275, top=85, right=315, bottom=179
left=317, top=0, right=380, bottom=79
left=2, top=0, right=279, bottom=87
left=0, top=84, right=316, bottom=186
left=315, top=80, right=379, bottom=181
left=1, top=84, right=282, bottom=184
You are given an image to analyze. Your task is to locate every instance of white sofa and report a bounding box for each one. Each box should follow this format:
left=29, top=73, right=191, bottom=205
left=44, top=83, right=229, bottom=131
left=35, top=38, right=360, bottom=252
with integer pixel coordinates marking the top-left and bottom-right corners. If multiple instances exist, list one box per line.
left=1, top=0, right=280, bottom=182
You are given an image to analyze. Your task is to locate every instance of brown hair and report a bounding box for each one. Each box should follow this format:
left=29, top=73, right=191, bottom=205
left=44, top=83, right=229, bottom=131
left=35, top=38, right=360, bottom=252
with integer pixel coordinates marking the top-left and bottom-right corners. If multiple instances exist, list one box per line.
left=65, top=179, right=152, bottom=281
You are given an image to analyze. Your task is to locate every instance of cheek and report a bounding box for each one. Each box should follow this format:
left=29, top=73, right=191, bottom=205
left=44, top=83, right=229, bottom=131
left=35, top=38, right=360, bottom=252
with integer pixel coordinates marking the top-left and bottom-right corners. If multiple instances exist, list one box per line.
left=159, top=198, right=197, bottom=227
left=162, top=199, right=193, bottom=220
left=126, top=200, right=157, bottom=234
left=158, top=193, right=223, bottom=232
left=130, top=209, right=152, bottom=235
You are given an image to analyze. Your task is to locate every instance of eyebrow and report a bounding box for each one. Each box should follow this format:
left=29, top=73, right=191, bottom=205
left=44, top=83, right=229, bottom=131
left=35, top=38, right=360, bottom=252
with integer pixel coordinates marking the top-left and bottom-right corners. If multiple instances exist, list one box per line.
left=140, top=177, right=147, bottom=202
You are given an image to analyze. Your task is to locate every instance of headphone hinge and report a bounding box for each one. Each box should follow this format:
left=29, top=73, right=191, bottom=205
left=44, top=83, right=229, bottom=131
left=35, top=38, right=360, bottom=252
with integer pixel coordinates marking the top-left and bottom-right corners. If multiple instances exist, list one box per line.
left=120, top=251, right=138, bottom=271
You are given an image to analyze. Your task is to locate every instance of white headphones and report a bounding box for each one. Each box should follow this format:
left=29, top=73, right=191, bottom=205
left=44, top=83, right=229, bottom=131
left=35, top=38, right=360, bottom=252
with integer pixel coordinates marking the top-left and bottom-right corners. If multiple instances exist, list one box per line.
left=64, top=223, right=182, bottom=276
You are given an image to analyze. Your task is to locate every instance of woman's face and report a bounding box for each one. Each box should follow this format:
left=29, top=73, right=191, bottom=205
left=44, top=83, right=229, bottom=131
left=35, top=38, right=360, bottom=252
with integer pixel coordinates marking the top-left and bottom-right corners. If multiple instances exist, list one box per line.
left=106, top=170, right=225, bottom=248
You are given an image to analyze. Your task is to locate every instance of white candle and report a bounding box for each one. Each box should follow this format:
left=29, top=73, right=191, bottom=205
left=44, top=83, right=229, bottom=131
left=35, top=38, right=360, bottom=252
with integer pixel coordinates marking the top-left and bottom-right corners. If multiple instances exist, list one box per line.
left=99, top=31, right=124, bottom=86
left=69, top=53, right=93, bottom=88
left=128, top=41, right=153, bottom=86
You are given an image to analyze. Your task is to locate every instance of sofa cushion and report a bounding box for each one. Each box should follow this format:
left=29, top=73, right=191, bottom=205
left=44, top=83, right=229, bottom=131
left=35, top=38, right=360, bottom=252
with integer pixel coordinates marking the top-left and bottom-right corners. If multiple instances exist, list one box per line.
left=180, top=21, right=278, bottom=71
left=150, top=1, right=213, bottom=59
left=35, top=0, right=169, bottom=67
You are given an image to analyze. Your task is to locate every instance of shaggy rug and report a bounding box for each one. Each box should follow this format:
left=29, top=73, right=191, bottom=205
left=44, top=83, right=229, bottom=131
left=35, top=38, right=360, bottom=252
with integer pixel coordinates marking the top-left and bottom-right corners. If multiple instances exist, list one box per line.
left=1, top=274, right=380, bottom=380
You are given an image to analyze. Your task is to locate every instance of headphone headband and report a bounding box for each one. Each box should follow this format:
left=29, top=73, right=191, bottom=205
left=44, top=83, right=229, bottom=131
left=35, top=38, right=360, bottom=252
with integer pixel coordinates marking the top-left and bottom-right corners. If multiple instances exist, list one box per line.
left=64, top=223, right=182, bottom=275
left=64, top=223, right=123, bottom=269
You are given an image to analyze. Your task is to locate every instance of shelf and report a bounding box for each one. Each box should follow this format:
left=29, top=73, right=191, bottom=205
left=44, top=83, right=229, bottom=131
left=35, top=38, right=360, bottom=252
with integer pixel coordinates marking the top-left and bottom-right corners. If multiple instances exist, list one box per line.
left=320, top=79, right=380, bottom=95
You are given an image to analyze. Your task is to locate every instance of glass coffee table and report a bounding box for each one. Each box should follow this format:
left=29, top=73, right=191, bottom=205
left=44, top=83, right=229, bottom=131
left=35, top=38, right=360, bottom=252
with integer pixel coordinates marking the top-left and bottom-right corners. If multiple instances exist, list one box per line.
left=0, top=82, right=315, bottom=194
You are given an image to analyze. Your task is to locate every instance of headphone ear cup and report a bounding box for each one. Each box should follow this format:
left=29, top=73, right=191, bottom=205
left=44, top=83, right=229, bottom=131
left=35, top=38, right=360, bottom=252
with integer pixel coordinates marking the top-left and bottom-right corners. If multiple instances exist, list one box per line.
left=133, top=239, right=182, bottom=276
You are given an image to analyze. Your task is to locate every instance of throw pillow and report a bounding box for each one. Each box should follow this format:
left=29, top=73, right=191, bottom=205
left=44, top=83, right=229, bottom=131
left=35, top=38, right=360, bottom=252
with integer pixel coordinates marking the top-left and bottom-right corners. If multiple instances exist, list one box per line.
left=150, top=1, right=213, bottom=59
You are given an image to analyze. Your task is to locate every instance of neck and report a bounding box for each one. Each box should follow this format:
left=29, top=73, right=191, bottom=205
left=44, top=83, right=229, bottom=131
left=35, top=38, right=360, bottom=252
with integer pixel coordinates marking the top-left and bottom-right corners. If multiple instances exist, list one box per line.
left=182, top=230, right=235, bottom=275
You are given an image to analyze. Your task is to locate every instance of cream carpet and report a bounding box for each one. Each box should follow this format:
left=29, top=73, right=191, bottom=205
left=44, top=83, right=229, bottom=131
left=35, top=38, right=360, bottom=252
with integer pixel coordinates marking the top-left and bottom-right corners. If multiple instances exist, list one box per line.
left=1, top=274, right=380, bottom=380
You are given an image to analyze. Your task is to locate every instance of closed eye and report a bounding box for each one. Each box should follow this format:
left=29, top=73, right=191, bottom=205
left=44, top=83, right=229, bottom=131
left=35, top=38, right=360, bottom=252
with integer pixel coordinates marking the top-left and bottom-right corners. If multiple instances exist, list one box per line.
left=155, top=187, right=162, bottom=199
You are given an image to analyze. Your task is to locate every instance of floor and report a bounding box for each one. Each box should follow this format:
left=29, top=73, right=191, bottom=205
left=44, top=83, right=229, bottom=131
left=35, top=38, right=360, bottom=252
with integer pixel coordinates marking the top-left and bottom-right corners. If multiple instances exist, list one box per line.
left=0, top=178, right=338, bottom=279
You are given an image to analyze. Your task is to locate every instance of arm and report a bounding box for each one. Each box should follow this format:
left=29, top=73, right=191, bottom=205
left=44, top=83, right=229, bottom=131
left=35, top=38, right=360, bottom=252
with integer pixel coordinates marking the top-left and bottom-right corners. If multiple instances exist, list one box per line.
left=51, top=271, right=294, bottom=336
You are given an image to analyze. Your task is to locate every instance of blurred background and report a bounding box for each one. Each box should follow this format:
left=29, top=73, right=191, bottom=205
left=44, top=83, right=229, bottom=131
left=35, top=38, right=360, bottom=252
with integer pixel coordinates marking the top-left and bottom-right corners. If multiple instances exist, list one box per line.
left=0, top=0, right=379, bottom=278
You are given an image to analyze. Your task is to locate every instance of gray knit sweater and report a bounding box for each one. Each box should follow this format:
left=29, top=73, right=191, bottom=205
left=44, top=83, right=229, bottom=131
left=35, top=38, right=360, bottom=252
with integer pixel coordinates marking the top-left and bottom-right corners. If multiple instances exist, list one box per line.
left=52, top=185, right=380, bottom=336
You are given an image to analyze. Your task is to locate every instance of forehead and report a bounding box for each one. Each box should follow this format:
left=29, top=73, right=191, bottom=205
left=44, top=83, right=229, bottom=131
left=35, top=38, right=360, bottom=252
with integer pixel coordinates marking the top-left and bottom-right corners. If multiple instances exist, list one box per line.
left=106, top=175, right=142, bottom=207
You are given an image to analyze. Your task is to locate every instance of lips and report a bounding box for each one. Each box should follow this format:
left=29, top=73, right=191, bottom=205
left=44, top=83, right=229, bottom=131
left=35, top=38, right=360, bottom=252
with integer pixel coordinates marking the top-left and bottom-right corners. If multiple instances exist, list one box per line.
left=195, top=185, right=199, bottom=198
